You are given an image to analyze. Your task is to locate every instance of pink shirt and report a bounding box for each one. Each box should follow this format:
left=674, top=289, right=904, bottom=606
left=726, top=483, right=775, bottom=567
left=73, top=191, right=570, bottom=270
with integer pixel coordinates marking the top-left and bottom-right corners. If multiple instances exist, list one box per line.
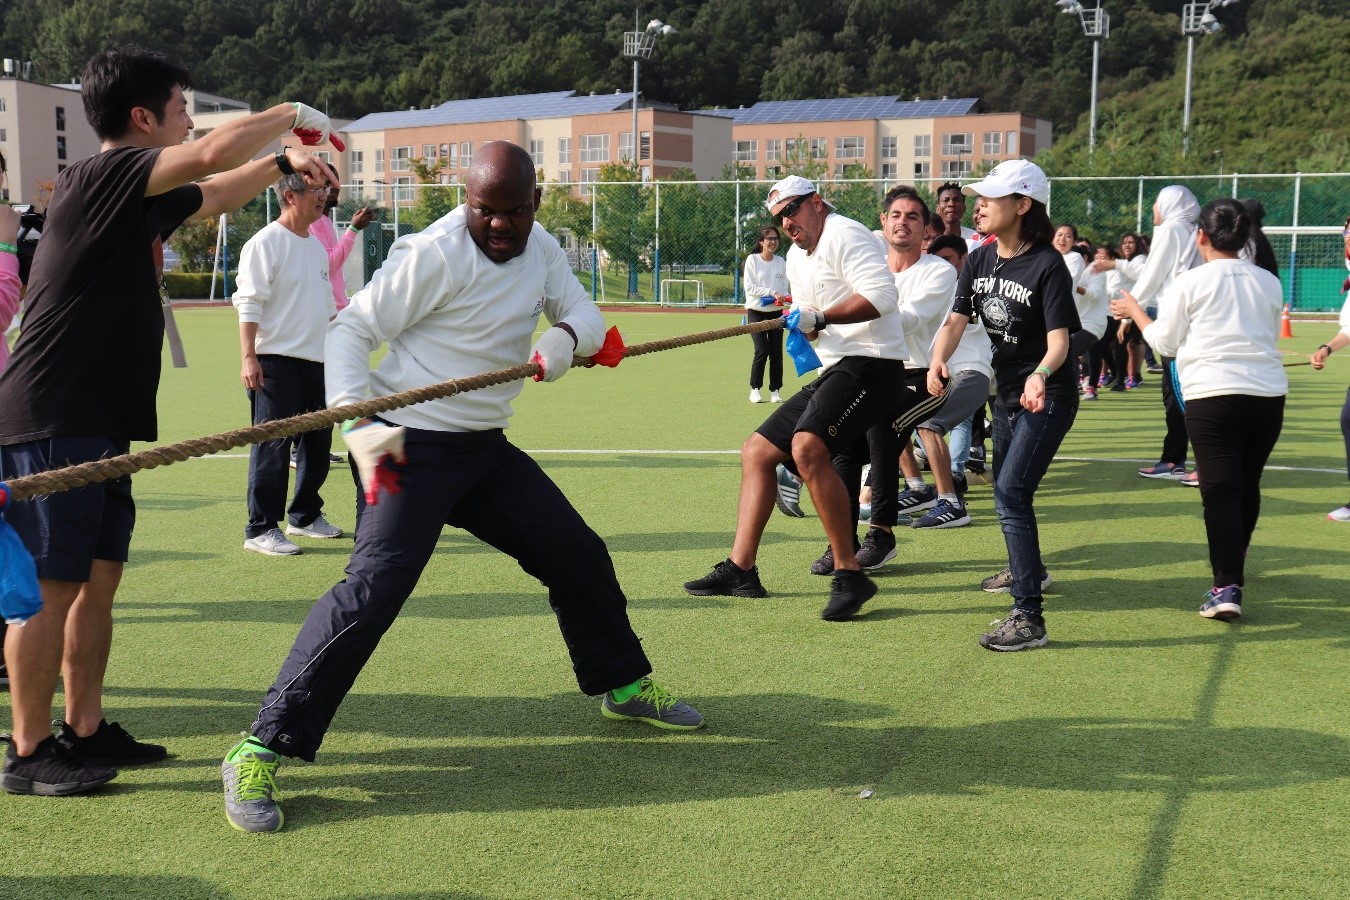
left=309, top=215, right=359, bottom=311
left=0, top=252, right=21, bottom=372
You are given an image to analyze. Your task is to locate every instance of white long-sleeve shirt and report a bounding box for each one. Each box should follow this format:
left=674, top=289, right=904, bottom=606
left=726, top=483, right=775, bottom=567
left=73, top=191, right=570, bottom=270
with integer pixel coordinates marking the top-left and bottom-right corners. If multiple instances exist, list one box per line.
left=891, top=253, right=957, bottom=368
left=1073, top=266, right=1110, bottom=339
left=1115, top=253, right=1147, bottom=294
left=326, top=206, right=605, bottom=432
left=233, top=220, right=335, bottom=362
left=1142, top=258, right=1286, bottom=401
left=743, top=253, right=788, bottom=311
left=787, top=212, right=904, bottom=370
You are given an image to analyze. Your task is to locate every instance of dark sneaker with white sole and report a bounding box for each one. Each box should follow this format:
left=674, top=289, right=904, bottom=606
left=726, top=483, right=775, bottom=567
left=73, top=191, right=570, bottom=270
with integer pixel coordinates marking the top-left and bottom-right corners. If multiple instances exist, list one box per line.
left=810, top=536, right=861, bottom=576
left=979, top=610, right=1048, bottom=651
left=774, top=464, right=806, bottom=518
left=56, top=719, right=167, bottom=766
left=895, top=484, right=938, bottom=515
left=2, top=734, right=117, bottom=796
left=855, top=527, right=897, bottom=569
left=683, top=559, right=768, bottom=598
left=601, top=678, right=705, bottom=731
left=222, top=737, right=284, bottom=833
left=980, top=566, right=1053, bottom=594
left=912, top=498, right=971, bottom=529
left=821, top=569, right=878, bottom=621
left=1199, top=585, right=1242, bottom=620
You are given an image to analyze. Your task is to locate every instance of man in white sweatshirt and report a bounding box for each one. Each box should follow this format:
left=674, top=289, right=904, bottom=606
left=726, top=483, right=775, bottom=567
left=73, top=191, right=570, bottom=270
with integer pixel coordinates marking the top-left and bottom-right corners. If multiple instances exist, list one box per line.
left=234, top=171, right=342, bottom=556
left=220, top=142, right=703, bottom=834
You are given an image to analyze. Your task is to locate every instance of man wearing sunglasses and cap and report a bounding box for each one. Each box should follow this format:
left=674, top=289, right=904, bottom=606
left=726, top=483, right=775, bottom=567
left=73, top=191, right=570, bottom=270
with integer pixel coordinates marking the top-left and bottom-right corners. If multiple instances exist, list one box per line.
left=233, top=171, right=344, bottom=557
left=684, top=176, right=934, bottom=620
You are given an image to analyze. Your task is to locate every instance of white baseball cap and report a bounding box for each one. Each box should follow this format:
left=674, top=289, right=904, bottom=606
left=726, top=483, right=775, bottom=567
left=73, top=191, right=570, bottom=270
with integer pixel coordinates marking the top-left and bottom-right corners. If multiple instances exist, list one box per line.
left=960, top=159, right=1050, bottom=205
left=765, top=175, right=833, bottom=214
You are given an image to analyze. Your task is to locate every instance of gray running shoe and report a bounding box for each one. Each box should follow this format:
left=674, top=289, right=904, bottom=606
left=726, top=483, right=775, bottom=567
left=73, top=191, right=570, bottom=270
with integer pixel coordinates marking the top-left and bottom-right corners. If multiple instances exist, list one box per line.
left=222, top=738, right=284, bottom=833
left=286, top=515, right=343, bottom=539
left=979, top=610, right=1048, bottom=651
left=774, top=464, right=806, bottom=517
left=601, top=678, right=705, bottom=731
left=855, top=527, right=897, bottom=570
left=244, top=528, right=301, bottom=556
left=980, top=566, right=1053, bottom=594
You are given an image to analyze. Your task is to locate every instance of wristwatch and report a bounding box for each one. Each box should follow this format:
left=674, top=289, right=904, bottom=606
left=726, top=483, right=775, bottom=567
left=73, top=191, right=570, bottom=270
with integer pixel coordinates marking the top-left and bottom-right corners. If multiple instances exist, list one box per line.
left=1318, top=344, right=1334, bottom=355
left=274, top=150, right=295, bottom=176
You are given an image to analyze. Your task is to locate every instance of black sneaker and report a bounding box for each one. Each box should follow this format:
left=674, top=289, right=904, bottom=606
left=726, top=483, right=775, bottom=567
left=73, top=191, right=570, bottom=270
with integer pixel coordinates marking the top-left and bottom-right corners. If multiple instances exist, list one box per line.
left=55, top=719, right=167, bottom=767
left=0, top=662, right=8, bottom=691
left=810, top=536, right=861, bottom=576
left=965, top=446, right=987, bottom=475
left=855, top=527, right=897, bottom=570
left=912, top=498, right=971, bottom=529
left=821, top=569, right=878, bottom=621
left=1, top=734, right=117, bottom=796
left=978, top=609, right=1048, bottom=651
left=895, top=484, right=938, bottom=515
left=952, top=471, right=969, bottom=499
left=683, top=559, right=768, bottom=598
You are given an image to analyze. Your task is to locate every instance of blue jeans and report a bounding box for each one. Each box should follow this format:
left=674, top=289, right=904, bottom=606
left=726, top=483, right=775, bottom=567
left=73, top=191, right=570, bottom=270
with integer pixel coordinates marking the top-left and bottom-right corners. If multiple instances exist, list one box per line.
left=992, top=399, right=1078, bottom=609
left=948, top=413, right=974, bottom=474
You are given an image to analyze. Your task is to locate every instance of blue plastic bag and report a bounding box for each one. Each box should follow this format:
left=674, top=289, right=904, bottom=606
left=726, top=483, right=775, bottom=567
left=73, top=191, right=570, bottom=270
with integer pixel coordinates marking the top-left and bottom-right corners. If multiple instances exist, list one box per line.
left=0, top=484, right=42, bottom=624
left=783, top=309, right=823, bottom=376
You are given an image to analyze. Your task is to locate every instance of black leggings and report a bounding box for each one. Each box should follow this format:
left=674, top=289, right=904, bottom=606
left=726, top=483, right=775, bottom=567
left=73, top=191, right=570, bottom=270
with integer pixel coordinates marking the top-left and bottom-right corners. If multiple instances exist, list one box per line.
left=747, top=308, right=784, bottom=391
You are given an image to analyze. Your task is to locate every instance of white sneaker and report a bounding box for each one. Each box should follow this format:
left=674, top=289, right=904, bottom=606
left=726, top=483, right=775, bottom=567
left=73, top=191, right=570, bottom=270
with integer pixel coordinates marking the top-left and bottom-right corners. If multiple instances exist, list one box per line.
left=1329, top=504, right=1350, bottom=522
left=286, top=515, right=343, bottom=539
left=749, top=388, right=763, bottom=403
left=769, top=390, right=782, bottom=402
left=244, top=528, right=302, bottom=556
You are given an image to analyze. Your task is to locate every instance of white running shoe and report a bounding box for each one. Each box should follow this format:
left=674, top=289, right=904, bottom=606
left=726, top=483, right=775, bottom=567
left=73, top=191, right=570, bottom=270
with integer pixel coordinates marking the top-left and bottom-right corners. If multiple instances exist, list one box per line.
left=1329, top=505, right=1350, bottom=522
left=749, top=388, right=763, bottom=403
left=244, top=528, right=302, bottom=556
left=769, top=390, right=782, bottom=403
left=286, top=515, right=343, bottom=539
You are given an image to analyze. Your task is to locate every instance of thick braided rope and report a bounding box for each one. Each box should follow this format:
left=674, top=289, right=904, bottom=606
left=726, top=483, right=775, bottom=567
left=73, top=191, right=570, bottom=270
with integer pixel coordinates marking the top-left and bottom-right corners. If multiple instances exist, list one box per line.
left=2, top=316, right=786, bottom=503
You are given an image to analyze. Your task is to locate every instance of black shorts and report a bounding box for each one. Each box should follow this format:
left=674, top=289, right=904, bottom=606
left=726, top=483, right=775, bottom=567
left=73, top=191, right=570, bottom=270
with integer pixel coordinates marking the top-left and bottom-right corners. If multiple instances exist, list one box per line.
left=0, top=435, right=135, bottom=582
left=756, top=356, right=908, bottom=460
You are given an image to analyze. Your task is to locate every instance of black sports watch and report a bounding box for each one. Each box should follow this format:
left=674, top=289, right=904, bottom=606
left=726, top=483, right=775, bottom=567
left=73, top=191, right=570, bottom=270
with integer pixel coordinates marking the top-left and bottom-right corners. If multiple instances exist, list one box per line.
left=274, top=150, right=295, bottom=176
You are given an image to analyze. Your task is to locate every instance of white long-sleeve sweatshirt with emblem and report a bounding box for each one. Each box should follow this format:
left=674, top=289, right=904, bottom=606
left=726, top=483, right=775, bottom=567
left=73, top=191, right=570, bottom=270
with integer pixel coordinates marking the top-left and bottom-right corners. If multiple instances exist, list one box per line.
left=326, top=206, right=605, bottom=432
left=787, top=212, right=904, bottom=370
left=233, top=220, right=335, bottom=362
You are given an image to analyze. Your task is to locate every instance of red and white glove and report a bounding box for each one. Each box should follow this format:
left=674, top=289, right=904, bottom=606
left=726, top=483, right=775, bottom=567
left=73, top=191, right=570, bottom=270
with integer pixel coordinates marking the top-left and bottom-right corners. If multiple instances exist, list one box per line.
left=290, top=102, right=343, bottom=150
left=530, top=327, right=576, bottom=383
left=342, top=419, right=406, bottom=506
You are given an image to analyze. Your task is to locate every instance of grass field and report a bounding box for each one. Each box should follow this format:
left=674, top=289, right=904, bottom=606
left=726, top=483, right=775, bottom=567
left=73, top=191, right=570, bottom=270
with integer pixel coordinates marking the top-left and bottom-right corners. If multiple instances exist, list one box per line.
left=3, top=309, right=1349, bottom=899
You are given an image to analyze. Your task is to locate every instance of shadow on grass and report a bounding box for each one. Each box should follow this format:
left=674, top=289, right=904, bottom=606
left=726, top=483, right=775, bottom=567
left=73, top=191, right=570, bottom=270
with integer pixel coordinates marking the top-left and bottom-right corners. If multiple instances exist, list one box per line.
left=0, top=876, right=485, bottom=900
left=533, top=453, right=740, bottom=470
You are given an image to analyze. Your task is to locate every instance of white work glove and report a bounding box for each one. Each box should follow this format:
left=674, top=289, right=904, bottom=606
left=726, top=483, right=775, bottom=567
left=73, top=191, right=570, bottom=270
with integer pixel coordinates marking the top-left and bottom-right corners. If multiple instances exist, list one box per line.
left=794, top=305, right=826, bottom=332
left=290, top=102, right=338, bottom=149
left=342, top=419, right=406, bottom=506
left=530, top=327, right=576, bottom=383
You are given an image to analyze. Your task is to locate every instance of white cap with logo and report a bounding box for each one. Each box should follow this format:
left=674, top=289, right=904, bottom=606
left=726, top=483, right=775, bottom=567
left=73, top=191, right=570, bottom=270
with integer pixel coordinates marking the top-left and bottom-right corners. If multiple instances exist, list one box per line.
left=765, top=175, right=834, bottom=214
left=960, top=159, right=1050, bottom=205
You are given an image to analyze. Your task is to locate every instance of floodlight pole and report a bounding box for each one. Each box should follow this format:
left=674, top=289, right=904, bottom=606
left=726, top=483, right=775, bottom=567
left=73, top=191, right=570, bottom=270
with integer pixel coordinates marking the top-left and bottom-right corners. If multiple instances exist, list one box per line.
left=1180, top=1, right=1237, bottom=157
left=1053, top=1, right=1109, bottom=155
left=623, top=9, right=676, bottom=173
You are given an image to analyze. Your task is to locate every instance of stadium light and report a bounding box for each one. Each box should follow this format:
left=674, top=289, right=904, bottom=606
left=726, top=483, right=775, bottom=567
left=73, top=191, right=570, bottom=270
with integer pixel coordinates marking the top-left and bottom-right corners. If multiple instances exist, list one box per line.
left=623, top=10, right=677, bottom=173
left=1053, top=1, right=1110, bottom=155
left=1181, top=1, right=1239, bottom=156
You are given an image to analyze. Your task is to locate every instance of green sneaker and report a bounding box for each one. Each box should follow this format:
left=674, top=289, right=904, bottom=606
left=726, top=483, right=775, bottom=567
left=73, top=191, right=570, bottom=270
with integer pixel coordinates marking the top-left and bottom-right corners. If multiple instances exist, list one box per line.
left=222, top=737, right=284, bottom=833
left=601, top=678, right=705, bottom=731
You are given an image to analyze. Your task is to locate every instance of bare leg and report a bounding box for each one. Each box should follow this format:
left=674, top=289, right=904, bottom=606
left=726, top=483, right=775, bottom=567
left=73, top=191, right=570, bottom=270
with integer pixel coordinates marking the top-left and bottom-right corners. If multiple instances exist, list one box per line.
left=793, top=431, right=861, bottom=571
left=5, top=579, right=82, bottom=755
left=62, top=559, right=123, bottom=737
left=920, top=429, right=956, bottom=496
left=898, top=443, right=922, bottom=480
left=729, top=433, right=789, bottom=570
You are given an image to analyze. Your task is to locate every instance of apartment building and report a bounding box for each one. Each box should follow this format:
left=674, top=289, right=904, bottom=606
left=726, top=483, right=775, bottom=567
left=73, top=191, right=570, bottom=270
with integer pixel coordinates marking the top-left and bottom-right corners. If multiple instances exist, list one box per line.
left=0, top=69, right=98, bottom=205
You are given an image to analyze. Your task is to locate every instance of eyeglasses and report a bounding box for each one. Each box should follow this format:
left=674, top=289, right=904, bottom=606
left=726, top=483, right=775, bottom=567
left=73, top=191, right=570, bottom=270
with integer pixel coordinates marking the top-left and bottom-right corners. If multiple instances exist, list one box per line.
left=775, top=194, right=812, bottom=219
left=295, top=186, right=333, bottom=197
left=763, top=236, right=779, bottom=242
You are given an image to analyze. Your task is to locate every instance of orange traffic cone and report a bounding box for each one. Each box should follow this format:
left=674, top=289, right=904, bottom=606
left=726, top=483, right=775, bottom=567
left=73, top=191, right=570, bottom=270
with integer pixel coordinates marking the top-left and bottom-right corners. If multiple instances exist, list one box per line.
left=1280, top=305, right=1294, bottom=339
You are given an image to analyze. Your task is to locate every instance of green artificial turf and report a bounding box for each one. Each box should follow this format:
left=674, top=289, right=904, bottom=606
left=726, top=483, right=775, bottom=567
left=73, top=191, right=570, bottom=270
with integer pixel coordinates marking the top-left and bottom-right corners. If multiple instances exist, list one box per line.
left=2, top=309, right=1348, bottom=899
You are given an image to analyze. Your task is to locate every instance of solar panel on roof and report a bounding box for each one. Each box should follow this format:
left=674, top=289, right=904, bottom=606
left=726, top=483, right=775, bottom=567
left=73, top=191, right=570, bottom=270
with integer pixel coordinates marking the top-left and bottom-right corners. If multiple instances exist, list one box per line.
left=346, top=90, right=634, bottom=131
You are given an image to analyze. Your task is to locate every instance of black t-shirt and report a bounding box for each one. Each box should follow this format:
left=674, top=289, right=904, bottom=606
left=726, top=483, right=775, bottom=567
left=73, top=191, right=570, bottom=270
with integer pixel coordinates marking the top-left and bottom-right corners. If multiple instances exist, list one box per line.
left=0, top=147, right=202, bottom=444
left=952, top=241, right=1081, bottom=408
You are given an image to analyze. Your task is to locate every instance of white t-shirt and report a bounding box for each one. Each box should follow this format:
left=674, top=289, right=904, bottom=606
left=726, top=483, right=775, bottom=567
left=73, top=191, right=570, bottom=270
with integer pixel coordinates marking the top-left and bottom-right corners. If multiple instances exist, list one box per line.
left=1142, top=258, right=1287, bottom=401
left=1338, top=290, right=1350, bottom=339
left=786, top=212, right=905, bottom=370
left=891, top=253, right=957, bottom=368
left=743, top=253, right=788, bottom=311
left=233, top=220, right=335, bottom=362
left=327, top=206, right=606, bottom=432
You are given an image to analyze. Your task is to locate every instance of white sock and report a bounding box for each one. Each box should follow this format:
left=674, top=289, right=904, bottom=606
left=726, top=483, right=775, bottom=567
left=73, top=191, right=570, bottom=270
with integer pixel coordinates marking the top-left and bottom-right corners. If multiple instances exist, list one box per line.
left=906, top=477, right=926, bottom=491
left=938, top=493, right=959, bottom=504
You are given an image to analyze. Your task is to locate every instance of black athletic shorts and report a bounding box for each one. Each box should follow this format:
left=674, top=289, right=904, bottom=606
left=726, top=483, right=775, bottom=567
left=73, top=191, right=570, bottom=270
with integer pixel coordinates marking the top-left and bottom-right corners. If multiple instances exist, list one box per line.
left=755, top=356, right=907, bottom=462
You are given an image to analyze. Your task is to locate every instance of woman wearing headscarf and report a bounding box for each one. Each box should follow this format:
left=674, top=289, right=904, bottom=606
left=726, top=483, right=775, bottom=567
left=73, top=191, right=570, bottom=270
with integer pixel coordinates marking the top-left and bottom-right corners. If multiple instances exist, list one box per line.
left=1128, top=186, right=1201, bottom=483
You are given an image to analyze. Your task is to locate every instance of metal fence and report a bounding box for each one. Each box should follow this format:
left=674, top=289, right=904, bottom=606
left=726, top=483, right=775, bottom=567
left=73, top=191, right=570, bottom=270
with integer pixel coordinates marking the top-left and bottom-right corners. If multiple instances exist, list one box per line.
left=211, top=172, right=1349, bottom=312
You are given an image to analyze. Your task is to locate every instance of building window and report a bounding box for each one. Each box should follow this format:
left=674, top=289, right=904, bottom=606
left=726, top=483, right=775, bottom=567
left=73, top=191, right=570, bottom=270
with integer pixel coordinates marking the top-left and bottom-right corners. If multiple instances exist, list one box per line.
left=619, top=131, right=635, bottom=161
left=786, top=137, right=807, bottom=161
left=941, top=159, right=973, bottom=178
left=313, top=151, right=331, bottom=164
left=579, top=167, right=600, bottom=196
left=881, top=163, right=898, bottom=180
left=395, top=177, right=414, bottom=203
left=579, top=134, right=609, bottom=163
left=941, top=133, right=972, bottom=156
left=809, top=137, right=827, bottom=160
left=559, top=137, right=572, bottom=165
left=640, top=131, right=651, bottom=161
left=0, top=98, right=6, bottom=111
left=835, top=136, right=864, bottom=159
left=459, top=142, right=473, bottom=168
left=350, top=150, right=364, bottom=174
left=766, top=139, right=782, bottom=161
left=732, top=140, right=757, bottom=163
left=982, top=132, right=1002, bottom=155
left=374, top=148, right=384, bottom=173
left=765, top=164, right=783, bottom=178
left=374, top=182, right=385, bottom=202
left=529, top=139, right=544, bottom=166
left=391, top=146, right=413, bottom=172
left=440, top=143, right=450, bottom=158
left=914, top=134, right=931, bottom=158
left=55, top=106, right=65, bottom=131
left=423, top=144, right=438, bottom=160
left=56, top=135, right=67, bottom=160
left=352, top=179, right=363, bottom=195
left=446, top=144, right=458, bottom=167
left=914, top=162, right=931, bottom=180
left=881, top=136, right=898, bottom=159
left=557, top=170, right=571, bottom=184
left=1007, top=132, right=1019, bottom=156
left=0, top=128, right=7, bottom=143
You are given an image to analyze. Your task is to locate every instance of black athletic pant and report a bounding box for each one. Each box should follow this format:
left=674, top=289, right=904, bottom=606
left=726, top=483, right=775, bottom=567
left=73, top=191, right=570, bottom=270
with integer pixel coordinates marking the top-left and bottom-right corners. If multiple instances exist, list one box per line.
left=747, top=308, right=784, bottom=392
left=1185, top=394, right=1284, bottom=587
left=1159, top=357, right=1190, bottom=466
left=245, top=354, right=332, bottom=538
left=251, top=428, right=652, bottom=761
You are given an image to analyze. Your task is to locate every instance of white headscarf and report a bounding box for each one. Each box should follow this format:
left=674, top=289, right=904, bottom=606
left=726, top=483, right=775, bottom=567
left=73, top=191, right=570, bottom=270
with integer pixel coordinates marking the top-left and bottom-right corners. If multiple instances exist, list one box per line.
left=1131, top=185, right=1201, bottom=308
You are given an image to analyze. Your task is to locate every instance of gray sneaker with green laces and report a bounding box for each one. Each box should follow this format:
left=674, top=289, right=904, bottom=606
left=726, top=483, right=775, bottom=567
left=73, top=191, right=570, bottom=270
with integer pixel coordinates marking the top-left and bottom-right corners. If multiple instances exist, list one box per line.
left=222, top=737, right=284, bottom=833
left=601, top=678, right=705, bottom=731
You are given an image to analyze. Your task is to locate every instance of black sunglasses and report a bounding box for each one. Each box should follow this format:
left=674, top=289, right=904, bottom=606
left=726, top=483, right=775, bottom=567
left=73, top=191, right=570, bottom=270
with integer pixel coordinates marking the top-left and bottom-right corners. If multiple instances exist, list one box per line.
left=776, top=194, right=812, bottom=219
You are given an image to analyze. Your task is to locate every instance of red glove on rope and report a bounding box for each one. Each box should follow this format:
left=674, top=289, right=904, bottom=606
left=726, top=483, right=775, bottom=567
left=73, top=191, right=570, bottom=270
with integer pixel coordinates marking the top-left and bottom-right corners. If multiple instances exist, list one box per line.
left=588, top=327, right=627, bottom=368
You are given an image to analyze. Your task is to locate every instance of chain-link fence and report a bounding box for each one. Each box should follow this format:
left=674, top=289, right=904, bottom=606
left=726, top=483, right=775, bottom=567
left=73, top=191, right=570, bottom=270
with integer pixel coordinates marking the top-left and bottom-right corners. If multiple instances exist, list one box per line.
left=191, top=173, right=1349, bottom=312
